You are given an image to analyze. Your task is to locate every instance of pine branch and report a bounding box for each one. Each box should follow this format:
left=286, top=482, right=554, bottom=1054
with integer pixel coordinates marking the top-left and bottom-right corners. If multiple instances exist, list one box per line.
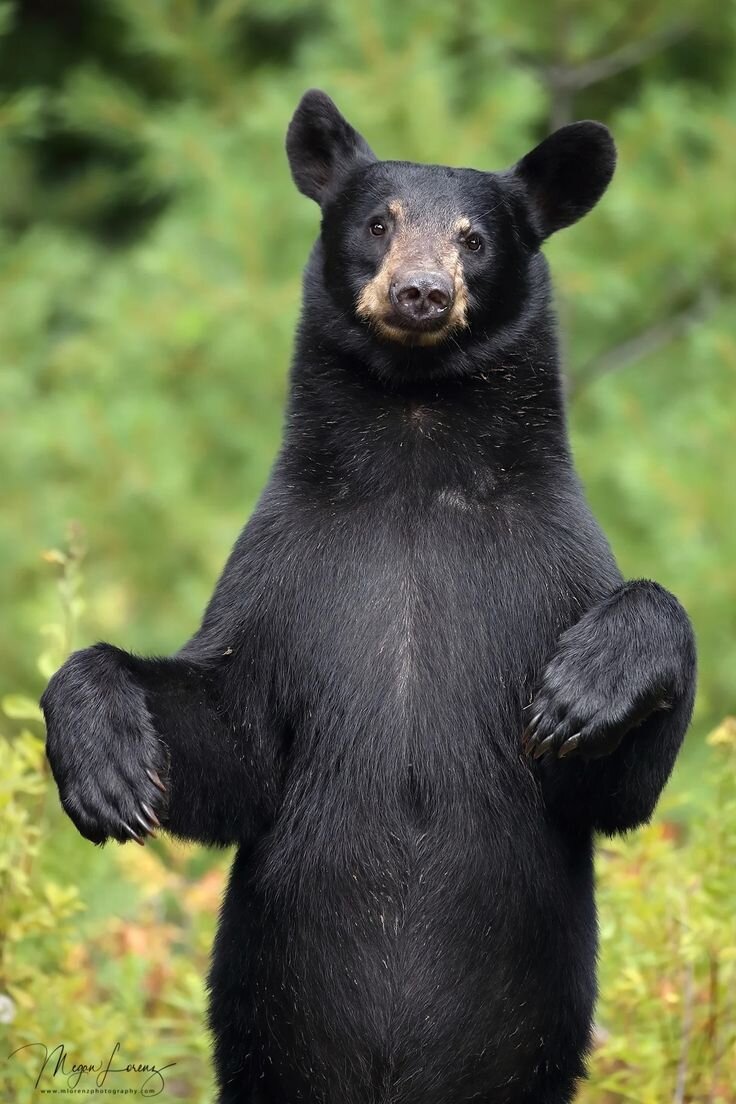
left=538, top=22, right=692, bottom=96
left=512, top=22, right=692, bottom=130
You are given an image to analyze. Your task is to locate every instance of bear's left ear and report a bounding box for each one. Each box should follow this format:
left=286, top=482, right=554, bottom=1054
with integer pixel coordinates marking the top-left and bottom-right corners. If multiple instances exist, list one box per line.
left=286, top=89, right=376, bottom=205
left=512, top=121, right=616, bottom=240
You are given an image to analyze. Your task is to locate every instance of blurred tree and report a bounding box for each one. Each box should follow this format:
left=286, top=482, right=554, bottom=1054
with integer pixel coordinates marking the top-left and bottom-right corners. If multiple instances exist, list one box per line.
left=0, top=0, right=733, bottom=769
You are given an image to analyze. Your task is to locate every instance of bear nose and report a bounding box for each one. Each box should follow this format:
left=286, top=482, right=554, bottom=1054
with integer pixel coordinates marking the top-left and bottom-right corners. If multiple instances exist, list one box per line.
left=390, top=271, right=454, bottom=322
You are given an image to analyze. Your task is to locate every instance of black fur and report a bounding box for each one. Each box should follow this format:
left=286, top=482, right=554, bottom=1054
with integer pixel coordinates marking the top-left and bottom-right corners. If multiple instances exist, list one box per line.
left=42, top=91, right=696, bottom=1104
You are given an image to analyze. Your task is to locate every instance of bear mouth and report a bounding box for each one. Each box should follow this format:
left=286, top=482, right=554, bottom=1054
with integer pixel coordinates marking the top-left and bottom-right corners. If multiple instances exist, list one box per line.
left=369, top=309, right=456, bottom=346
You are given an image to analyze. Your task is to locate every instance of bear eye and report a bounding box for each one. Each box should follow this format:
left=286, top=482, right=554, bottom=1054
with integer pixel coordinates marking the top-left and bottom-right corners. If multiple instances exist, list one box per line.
left=369, top=220, right=386, bottom=237
left=464, top=232, right=482, bottom=252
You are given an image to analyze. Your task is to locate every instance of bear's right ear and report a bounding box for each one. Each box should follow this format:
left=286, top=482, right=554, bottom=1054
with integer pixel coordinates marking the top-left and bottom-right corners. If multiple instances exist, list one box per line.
left=286, top=90, right=375, bottom=205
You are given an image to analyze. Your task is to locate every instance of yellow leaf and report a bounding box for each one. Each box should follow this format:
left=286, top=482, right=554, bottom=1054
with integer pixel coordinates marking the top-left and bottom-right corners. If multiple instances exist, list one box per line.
left=2, top=695, right=43, bottom=722
left=41, top=549, right=66, bottom=565
left=707, top=717, right=736, bottom=748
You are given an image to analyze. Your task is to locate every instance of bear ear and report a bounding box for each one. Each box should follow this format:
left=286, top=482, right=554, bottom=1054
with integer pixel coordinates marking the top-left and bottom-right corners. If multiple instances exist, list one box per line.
left=286, top=89, right=376, bottom=205
left=512, top=121, right=616, bottom=240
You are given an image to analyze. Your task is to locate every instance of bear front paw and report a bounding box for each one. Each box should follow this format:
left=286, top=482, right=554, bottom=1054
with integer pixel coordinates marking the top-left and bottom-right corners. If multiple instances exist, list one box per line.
left=522, top=608, right=674, bottom=763
left=42, top=644, right=169, bottom=845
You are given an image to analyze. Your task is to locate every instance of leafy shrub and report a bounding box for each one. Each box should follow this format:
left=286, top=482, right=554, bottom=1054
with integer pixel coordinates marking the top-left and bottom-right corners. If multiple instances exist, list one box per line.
left=581, top=720, right=736, bottom=1102
left=0, top=709, right=222, bottom=1101
left=0, top=547, right=220, bottom=1101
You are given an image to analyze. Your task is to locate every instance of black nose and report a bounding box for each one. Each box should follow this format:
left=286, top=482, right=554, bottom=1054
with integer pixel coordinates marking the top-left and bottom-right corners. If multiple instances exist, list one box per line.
left=390, top=271, right=454, bottom=323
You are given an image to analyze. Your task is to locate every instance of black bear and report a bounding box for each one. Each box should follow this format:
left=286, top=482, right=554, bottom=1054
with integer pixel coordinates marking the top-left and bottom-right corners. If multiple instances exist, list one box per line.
left=42, top=90, right=696, bottom=1104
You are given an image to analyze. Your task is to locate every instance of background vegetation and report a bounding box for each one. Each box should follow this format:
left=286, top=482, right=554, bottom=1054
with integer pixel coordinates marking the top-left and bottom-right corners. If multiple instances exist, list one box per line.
left=0, top=0, right=734, bottom=1099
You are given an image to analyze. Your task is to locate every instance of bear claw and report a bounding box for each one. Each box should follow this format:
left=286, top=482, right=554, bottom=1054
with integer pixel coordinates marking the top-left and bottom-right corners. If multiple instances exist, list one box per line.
left=146, top=768, right=167, bottom=794
left=122, top=822, right=146, bottom=846
left=558, top=734, right=582, bottom=758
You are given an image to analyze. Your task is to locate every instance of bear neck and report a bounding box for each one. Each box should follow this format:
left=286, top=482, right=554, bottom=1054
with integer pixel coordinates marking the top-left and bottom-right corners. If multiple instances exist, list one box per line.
left=278, top=249, right=574, bottom=500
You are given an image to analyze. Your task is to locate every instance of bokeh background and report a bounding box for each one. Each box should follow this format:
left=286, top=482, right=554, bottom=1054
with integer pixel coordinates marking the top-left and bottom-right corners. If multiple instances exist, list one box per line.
left=1, top=1, right=735, bottom=1100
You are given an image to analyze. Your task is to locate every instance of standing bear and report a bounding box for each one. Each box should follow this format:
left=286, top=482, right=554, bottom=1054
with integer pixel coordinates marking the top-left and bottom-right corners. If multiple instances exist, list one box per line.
left=42, top=91, right=696, bottom=1104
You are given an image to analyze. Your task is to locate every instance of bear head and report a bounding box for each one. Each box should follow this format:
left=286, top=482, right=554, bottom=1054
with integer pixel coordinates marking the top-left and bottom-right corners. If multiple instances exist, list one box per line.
left=286, top=89, right=616, bottom=371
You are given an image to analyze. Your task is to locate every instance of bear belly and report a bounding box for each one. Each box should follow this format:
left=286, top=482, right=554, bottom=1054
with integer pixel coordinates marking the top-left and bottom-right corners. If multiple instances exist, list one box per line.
left=238, top=504, right=600, bottom=1101
left=248, top=761, right=597, bottom=1104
